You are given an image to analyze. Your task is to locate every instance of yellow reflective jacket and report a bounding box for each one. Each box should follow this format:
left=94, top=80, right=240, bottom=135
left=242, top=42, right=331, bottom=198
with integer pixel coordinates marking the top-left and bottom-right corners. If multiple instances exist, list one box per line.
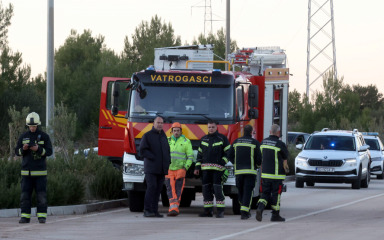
left=168, top=135, right=194, bottom=171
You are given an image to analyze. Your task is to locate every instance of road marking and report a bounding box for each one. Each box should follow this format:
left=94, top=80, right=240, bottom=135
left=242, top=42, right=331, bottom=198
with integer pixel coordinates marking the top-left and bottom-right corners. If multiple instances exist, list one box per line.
left=211, top=192, right=384, bottom=240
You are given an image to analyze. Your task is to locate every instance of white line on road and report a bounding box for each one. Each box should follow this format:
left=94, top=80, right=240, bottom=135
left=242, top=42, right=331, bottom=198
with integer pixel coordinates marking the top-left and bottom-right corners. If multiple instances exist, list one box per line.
left=3, top=208, right=129, bottom=232
left=211, top=192, right=384, bottom=240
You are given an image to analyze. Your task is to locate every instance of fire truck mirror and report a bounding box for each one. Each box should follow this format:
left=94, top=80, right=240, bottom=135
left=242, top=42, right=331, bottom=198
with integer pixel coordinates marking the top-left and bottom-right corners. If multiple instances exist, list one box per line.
left=111, top=82, right=120, bottom=116
left=248, top=109, right=258, bottom=119
left=248, top=85, right=259, bottom=108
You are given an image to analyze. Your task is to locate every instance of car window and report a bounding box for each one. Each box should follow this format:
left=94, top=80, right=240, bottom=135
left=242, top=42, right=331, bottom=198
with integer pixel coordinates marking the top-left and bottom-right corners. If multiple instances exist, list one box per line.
left=304, top=135, right=355, bottom=151
left=288, top=134, right=295, bottom=143
left=364, top=138, right=380, bottom=150
left=296, top=135, right=305, bottom=144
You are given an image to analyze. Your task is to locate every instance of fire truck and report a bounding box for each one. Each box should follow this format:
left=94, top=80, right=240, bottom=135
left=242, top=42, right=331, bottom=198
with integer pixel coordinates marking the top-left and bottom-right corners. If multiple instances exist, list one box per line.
left=98, top=45, right=289, bottom=214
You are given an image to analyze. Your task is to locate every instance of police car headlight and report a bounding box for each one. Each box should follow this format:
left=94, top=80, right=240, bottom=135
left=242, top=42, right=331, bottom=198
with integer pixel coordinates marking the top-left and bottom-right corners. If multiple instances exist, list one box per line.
left=124, top=163, right=144, bottom=176
left=296, top=156, right=309, bottom=167
left=345, top=158, right=357, bottom=167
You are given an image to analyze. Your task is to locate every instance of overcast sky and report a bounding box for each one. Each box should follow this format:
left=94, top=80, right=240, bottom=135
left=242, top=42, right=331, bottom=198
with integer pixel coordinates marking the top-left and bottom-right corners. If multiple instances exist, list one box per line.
left=3, top=0, right=384, bottom=95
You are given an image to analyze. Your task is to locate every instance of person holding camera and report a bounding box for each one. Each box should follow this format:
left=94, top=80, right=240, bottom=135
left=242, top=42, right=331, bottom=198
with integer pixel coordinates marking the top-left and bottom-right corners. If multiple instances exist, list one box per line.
left=15, top=112, right=53, bottom=224
left=194, top=121, right=230, bottom=218
left=256, top=124, right=289, bottom=222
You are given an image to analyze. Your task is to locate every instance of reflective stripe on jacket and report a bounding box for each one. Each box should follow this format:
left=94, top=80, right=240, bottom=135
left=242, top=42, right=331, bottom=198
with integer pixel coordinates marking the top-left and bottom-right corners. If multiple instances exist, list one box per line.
left=228, top=135, right=262, bottom=175
left=260, top=135, right=289, bottom=180
left=168, top=135, right=194, bottom=171
left=196, top=131, right=230, bottom=171
left=15, top=128, right=53, bottom=174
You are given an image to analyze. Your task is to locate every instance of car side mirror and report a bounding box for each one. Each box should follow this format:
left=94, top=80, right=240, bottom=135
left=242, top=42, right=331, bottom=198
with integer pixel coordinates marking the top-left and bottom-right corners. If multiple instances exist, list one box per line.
left=359, top=145, right=369, bottom=152
left=296, top=144, right=303, bottom=150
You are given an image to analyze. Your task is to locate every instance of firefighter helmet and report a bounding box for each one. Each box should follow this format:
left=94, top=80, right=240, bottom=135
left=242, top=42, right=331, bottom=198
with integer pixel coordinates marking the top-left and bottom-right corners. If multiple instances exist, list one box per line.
left=26, top=112, right=41, bottom=126
left=171, top=122, right=182, bottom=130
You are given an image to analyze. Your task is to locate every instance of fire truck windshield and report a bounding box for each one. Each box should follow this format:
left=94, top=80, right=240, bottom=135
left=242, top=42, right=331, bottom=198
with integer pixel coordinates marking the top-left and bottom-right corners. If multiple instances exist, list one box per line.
left=129, top=84, right=234, bottom=123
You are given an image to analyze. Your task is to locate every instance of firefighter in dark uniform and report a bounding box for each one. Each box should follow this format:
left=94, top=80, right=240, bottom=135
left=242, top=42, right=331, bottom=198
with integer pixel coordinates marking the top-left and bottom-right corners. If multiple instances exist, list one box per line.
left=15, top=112, right=53, bottom=224
left=194, top=121, right=230, bottom=218
left=228, top=125, right=262, bottom=220
left=256, top=124, right=289, bottom=222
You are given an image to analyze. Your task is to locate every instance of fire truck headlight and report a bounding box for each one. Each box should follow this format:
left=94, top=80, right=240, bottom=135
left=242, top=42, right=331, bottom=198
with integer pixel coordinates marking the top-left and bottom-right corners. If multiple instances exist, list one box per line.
left=124, top=163, right=144, bottom=176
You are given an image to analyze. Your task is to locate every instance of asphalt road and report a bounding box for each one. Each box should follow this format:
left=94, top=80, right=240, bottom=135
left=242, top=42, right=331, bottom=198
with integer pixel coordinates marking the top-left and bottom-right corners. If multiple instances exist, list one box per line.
left=1, top=178, right=384, bottom=240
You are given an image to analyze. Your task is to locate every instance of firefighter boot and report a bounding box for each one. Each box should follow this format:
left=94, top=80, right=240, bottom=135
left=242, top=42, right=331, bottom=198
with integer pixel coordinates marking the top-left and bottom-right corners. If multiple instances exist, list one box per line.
left=256, top=203, right=266, bottom=222
left=241, top=210, right=251, bottom=220
left=38, top=218, right=46, bottom=224
left=19, top=217, right=30, bottom=224
left=270, top=210, right=285, bottom=222
left=216, top=207, right=225, bottom=218
left=199, top=207, right=213, bottom=217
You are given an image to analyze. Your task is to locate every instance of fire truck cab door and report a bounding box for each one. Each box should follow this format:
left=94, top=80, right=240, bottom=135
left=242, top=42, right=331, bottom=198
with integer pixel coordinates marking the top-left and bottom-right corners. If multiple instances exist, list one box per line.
left=98, top=77, right=130, bottom=158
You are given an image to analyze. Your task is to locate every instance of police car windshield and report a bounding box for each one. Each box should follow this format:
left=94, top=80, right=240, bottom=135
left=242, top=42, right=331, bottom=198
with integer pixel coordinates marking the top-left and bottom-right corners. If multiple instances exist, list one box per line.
left=304, top=135, right=356, bottom=151
left=129, top=84, right=234, bottom=122
left=364, top=138, right=380, bottom=150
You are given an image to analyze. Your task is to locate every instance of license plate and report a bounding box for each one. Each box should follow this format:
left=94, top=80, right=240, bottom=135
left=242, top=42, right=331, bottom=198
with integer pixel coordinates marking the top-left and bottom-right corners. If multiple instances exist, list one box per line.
left=316, top=167, right=335, bottom=172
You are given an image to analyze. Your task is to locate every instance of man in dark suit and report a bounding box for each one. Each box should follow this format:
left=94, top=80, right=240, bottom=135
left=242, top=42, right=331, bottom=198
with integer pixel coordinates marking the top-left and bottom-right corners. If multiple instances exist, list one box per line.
left=139, top=116, right=170, bottom=217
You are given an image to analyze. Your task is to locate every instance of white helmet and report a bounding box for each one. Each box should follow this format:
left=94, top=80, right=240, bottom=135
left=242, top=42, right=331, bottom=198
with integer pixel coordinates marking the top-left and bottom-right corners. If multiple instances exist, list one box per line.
left=26, top=112, right=41, bottom=126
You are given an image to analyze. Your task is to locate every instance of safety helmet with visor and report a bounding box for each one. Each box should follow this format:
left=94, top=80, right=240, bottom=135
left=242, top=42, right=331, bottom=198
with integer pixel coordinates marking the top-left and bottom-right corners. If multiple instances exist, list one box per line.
left=26, top=112, right=41, bottom=126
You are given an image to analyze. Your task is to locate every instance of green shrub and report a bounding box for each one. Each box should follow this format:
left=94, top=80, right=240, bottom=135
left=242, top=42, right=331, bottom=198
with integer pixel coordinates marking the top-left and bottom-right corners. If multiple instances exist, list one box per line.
left=90, top=160, right=125, bottom=200
left=0, top=152, right=125, bottom=209
left=0, top=179, right=21, bottom=209
left=287, top=144, right=301, bottom=175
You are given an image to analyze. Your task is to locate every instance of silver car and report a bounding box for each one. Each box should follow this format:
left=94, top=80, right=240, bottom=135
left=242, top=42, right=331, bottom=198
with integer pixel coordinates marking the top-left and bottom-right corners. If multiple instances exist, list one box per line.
left=362, top=133, right=384, bottom=179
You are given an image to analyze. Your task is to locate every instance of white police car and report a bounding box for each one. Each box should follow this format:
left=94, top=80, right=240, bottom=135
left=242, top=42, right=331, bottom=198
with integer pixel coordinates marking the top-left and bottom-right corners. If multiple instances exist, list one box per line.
left=362, top=132, right=384, bottom=179
left=295, top=129, right=371, bottom=189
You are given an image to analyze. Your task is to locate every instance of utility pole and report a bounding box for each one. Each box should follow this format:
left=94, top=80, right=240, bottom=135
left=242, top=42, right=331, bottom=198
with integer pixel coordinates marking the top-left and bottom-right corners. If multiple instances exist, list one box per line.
left=47, top=0, right=54, bottom=146
left=306, top=0, right=337, bottom=98
left=225, top=0, right=230, bottom=71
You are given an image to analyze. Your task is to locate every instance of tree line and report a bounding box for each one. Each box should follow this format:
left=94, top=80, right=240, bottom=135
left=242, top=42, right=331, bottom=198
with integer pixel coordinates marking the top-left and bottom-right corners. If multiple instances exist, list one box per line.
left=0, top=2, right=238, bottom=157
left=1, top=2, right=383, bottom=158
left=288, top=71, right=384, bottom=135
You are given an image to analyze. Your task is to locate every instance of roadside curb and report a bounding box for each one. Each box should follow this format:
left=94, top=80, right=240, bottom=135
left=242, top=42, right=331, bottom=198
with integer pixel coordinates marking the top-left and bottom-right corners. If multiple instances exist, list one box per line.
left=0, top=198, right=128, bottom=218
left=285, top=175, right=296, bottom=182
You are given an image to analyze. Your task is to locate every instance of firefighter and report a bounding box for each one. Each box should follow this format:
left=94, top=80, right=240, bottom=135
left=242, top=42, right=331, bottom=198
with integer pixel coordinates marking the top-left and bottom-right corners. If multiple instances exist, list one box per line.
left=228, top=125, right=262, bottom=220
left=194, top=120, right=230, bottom=218
left=256, top=124, right=289, bottom=222
left=165, top=122, right=194, bottom=216
left=15, top=112, right=53, bottom=224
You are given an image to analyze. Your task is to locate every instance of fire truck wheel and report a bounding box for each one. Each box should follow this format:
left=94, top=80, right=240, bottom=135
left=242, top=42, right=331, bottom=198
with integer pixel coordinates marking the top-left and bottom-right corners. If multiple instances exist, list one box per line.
left=128, top=191, right=145, bottom=212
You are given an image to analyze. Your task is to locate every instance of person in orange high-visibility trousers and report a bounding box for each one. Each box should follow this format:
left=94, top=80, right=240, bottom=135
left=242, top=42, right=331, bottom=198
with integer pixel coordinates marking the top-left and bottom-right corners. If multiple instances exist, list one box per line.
left=165, top=122, right=194, bottom=216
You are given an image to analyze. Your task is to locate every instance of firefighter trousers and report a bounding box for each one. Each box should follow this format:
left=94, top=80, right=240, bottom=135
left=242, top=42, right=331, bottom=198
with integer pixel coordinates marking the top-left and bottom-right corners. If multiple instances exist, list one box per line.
left=165, top=169, right=186, bottom=213
left=20, top=175, right=47, bottom=219
left=201, top=170, right=225, bottom=209
left=258, top=178, right=283, bottom=211
left=144, top=173, right=165, bottom=214
left=235, top=174, right=256, bottom=213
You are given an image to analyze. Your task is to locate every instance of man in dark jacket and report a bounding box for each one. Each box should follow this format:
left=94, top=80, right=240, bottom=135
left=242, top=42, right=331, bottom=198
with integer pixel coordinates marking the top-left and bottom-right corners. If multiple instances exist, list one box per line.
left=256, top=124, right=289, bottom=222
left=15, top=112, right=53, bottom=224
left=194, top=121, right=230, bottom=218
left=139, top=116, right=170, bottom=218
left=228, top=125, right=262, bottom=220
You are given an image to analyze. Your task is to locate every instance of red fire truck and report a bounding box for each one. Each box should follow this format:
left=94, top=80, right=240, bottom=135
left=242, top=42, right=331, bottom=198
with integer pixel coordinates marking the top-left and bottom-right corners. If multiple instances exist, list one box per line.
left=98, top=45, right=289, bottom=214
